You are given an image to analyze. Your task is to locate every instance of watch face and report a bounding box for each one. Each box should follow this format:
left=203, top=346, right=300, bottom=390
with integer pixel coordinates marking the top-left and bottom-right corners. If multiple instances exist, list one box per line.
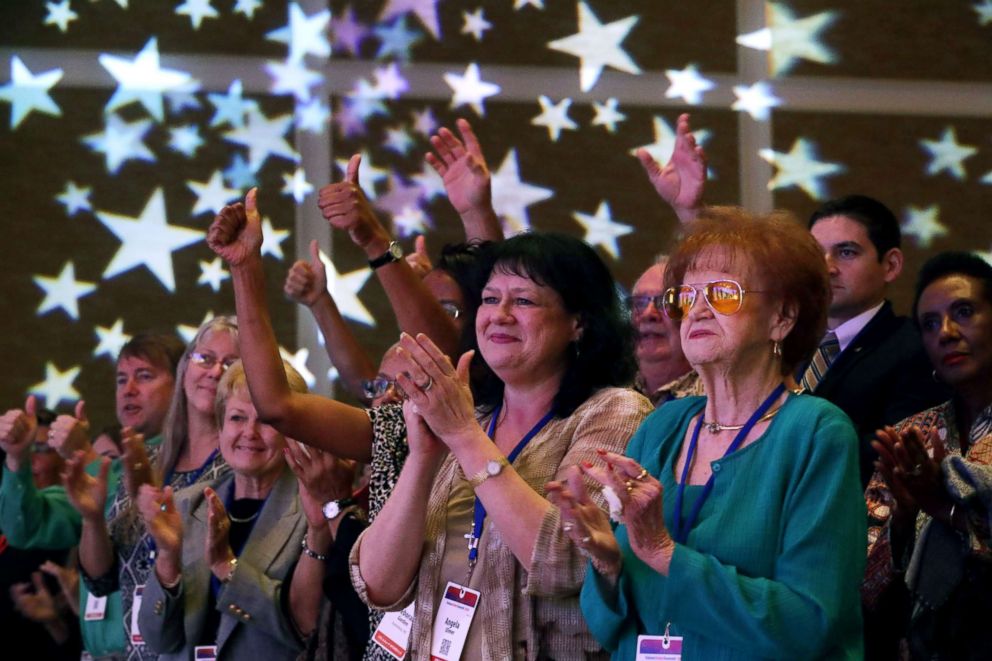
left=322, top=501, right=342, bottom=519
left=388, top=242, right=403, bottom=259
left=486, top=459, right=502, bottom=476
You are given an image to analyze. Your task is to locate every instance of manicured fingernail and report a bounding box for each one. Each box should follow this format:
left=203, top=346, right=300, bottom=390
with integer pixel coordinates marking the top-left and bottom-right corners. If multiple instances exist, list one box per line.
left=581, top=460, right=593, bottom=469
left=595, top=448, right=607, bottom=455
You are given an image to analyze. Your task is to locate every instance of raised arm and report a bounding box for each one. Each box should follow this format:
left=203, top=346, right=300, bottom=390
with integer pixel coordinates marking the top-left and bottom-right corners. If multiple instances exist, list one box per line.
left=636, top=112, right=706, bottom=225
left=63, top=452, right=115, bottom=582
left=317, top=156, right=460, bottom=358
left=284, top=239, right=377, bottom=402
left=208, top=190, right=375, bottom=462
left=425, top=118, right=503, bottom=242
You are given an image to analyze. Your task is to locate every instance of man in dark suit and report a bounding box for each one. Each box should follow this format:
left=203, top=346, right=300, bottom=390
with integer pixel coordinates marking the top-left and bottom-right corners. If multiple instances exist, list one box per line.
left=804, top=195, right=947, bottom=489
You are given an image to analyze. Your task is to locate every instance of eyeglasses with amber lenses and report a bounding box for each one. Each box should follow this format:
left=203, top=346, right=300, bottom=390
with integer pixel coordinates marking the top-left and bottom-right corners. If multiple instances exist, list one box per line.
left=662, top=279, right=766, bottom=320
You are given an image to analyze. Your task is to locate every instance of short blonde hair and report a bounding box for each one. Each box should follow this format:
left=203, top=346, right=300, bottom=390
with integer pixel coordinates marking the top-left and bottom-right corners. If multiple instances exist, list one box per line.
left=215, top=359, right=308, bottom=426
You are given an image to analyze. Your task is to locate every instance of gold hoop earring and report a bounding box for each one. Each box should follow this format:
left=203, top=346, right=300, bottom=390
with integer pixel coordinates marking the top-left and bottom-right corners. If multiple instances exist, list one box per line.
left=772, top=340, right=782, bottom=357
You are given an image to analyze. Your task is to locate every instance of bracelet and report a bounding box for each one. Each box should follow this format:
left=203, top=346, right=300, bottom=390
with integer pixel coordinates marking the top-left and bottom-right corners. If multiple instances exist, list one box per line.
left=300, top=533, right=327, bottom=561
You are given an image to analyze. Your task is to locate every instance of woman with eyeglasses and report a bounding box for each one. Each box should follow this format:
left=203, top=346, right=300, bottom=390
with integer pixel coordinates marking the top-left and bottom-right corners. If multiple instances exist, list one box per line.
left=863, top=252, right=992, bottom=659
left=554, top=208, right=866, bottom=659
left=68, top=316, right=238, bottom=661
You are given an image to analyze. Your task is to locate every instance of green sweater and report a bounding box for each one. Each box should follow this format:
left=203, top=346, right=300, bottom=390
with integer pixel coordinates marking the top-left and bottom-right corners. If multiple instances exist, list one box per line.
left=581, top=395, right=866, bottom=660
left=0, top=439, right=160, bottom=657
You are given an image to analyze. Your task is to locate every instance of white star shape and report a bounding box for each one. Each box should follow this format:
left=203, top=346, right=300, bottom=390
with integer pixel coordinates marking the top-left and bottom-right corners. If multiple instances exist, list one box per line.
left=82, top=114, right=155, bottom=174
left=591, top=98, right=626, bottom=133
left=57, top=181, right=92, bottom=216
left=266, top=3, right=331, bottom=63
left=95, top=188, right=204, bottom=292
left=920, top=126, right=977, bottom=181
left=732, top=81, right=781, bottom=121
left=335, top=150, right=388, bottom=200
left=531, top=95, right=577, bottom=142
left=412, top=161, right=445, bottom=202
left=974, top=0, right=992, bottom=25
left=29, top=362, right=81, bottom=408
left=197, top=257, right=230, bottom=292
left=548, top=2, right=641, bottom=92
left=93, top=319, right=131, bottom=361
left=0, top=56, right=63, bottom=129
left=296, top=98, right=330, bottom=133
left=234, top=0, right=261, bottom=19
left=34, top=261, right=96, bottom=320
left=207, top=79, right=258, bottom=129
left=514, top=0, right=544, bottom=8
left=572, top=201, right=633, bottom=260
left=411, top=107, right=438, bottom=136
left=168, top=124, right=203, bottom=157
left=265, top=58, right=322, bottom=102
left=759, top=137, right=845, bottom=200
left=44, top=0, right=78, bottom=32
left=176, top=0, right=218, bottom=29
left=188, top=170, right=239, bottom=216
left=279, top=346, right=316, bottom=388
left=384, top=126, right=414, bottom=154
left=282, top=167, right=313, bottom=203
left=260, top=217, right=291, bottom=260
left=982, top=170, right=992, bottom=185
left=901, top=204, right=947, bottom=249
left=315, top=248, right=376, bottom=326
left=665, top=64, right=715, bottom=105
left=99, top=38, right=194, bottom=121
left=224, top=109, right=298, bottom=172
left=491, top=149, right=553, bottom=235
left=380, top=0, right=441, bottom=40
left=443, top=63, right=500, bottom=116
left=737, top=4, right=838, bottom=75
left=462, top=8, right=492, bottom=41
left=373, top=63, right=409, bottom=99
left=393, top=205, right=430, bottom=238
left=629, top=115, right=711, bottom=165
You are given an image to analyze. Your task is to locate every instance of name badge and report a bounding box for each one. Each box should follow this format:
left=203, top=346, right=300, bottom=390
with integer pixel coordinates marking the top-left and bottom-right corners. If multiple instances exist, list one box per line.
left=194, top=645, right=218, bottom=660
left=429, top=582, right=480, bottom=661
left=84, top=592, right=108, bottom=621
left=373, top=603, right=416, bottom=660
left=130, top=585, right=144, bottom=645
left=636, top=633, right=683, bottom=661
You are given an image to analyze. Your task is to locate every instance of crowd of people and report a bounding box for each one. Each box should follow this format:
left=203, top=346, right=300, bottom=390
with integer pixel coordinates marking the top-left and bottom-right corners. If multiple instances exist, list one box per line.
left=0, top=113, right=988, bottom=661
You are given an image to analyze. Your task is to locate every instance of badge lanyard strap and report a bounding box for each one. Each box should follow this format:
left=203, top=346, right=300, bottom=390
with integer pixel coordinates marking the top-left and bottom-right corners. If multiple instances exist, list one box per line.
left=148, top=449, right=220, bottom=559
left=466, top=404, right=555, bottom=577
left=672, top=383, right=786, bottom=545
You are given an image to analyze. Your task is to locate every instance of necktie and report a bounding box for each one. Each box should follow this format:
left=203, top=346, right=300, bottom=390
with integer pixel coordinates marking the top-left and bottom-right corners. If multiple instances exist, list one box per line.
left=800, top=330, right=840, bottom=393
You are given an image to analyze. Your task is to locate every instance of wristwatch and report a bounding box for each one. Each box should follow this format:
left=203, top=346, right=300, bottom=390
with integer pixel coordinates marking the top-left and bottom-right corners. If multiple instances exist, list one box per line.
left=322, top=496, right=355, bottom=520
left=368, top=241, right=403, bottom=270
left=468, top=457, right=510, bottom=489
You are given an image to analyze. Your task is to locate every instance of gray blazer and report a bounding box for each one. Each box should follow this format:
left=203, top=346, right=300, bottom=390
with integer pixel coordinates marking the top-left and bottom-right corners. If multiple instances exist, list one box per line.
left=138, top=467, right=307, bottom=660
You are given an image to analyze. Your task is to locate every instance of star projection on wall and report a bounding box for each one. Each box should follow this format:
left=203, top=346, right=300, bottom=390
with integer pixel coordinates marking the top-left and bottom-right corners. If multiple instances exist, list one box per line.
left=0, top=0, right=989, bottom=423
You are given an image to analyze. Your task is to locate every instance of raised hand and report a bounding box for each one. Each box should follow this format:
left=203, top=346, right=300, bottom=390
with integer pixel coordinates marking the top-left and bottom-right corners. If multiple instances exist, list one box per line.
left=546, top=465, right=622, bottom=580
left=317, top=154, right=391, bottom=256
left=121, top=427, right=154, bottom=499
left=48, top=400, right=90, bottom=458
left=137, top=484, right=183, bottom=559
left=284, top=439, right=356, bottom=526
left=405, top=234, right=433, bottom=279
left=284, top=240, right=329, bottom=307
left=0, top=395, right=39, bottom=471
left=62, top=452, right=110, bottom=521
left=425, top=119, right=493, bottom=218
left=204, top=487, right=236, bottom=580
left=636, top=113, right=706, bottom=223
left=208, top=188, right=263, bottom=266
left=10, top=572, right=60, bottom=624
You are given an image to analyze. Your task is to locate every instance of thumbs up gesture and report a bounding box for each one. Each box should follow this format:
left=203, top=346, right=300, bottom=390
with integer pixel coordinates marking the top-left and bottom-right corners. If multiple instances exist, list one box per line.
left=0, top=396, right=39, bottom=470
left=317, top=153, right=392, bottom=259
left=208, top=187, right=264, bottom=266
left=48, top=400, right=91, bottom=458
left=284, top=239, right=329, bottom=308
left=405, top=234, right=433, bottom=279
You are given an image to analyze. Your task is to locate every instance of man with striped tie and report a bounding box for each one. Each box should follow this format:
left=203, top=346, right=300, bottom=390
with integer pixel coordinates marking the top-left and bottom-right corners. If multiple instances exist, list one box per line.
left=805, top=195, right=946, bottom=488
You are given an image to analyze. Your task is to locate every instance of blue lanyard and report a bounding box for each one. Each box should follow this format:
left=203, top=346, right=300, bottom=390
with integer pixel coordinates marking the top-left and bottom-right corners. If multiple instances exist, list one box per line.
left=148, top=449, right=220, bottom=559
left=466, top=404, right=555, bottom=572
left=672, top=384, right=786, bottom=545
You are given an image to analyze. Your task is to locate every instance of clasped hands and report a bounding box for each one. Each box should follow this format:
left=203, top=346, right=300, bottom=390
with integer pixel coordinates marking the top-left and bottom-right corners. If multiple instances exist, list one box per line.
left=872, top=425, right=951, bottom=525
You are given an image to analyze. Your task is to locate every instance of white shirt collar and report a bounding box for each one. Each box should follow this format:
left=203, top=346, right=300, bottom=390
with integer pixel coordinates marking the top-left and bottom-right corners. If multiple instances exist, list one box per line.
left=831, top=301, right=885, bottom=353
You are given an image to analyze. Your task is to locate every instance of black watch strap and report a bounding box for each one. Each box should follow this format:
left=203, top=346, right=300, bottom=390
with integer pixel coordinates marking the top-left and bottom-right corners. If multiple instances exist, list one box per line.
left=368, top=241, right=402, bottom=269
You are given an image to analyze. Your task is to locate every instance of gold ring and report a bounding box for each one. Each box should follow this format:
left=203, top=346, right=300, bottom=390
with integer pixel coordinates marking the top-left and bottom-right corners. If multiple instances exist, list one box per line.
left=625, top=479, right=634, bottom=493
left=636, top=468, right=648, bottom=481
left=421, top=376, right=433, bottom=392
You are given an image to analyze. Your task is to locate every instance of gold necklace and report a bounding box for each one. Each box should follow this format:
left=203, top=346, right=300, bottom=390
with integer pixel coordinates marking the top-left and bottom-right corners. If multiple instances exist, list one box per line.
left=701, top=405, right=783, bottom=433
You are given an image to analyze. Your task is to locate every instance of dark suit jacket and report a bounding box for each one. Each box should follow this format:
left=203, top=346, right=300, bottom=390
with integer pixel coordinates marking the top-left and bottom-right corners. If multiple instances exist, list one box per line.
left=810, top=301, right=948, bottom=487
left=138, top=468, right=308, bottom=660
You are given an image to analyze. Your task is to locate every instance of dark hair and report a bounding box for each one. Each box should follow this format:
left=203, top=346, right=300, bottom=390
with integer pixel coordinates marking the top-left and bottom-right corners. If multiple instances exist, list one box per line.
left=808, top=194, right=901, bottom=260
left=36, top=408, right=57, bottom=427
left=665, top=206, right=830, bottom=376
left=912, top=252, right=992, bottom=323
left=435, top=241, right=491, bottom=354
left=468, top=232, right=635, bottom=417
left=97, top=423, right=123, bottom=451
left=118, top=333, right=185, bottom=376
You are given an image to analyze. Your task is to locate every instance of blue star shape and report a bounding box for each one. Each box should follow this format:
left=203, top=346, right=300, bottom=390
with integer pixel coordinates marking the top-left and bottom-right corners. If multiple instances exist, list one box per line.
left=374, top=16, right=423, bottom=60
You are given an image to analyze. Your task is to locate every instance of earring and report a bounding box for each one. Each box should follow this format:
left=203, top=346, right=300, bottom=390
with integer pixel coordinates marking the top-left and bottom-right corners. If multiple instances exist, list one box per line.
left=772, top=340, right=782, bottom=357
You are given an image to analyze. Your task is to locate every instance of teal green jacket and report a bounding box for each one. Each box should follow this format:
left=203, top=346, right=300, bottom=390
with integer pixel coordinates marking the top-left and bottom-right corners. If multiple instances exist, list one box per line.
left=0, top=449, right=132, bottom=656
left=580, top=395, right=866, bottom=660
